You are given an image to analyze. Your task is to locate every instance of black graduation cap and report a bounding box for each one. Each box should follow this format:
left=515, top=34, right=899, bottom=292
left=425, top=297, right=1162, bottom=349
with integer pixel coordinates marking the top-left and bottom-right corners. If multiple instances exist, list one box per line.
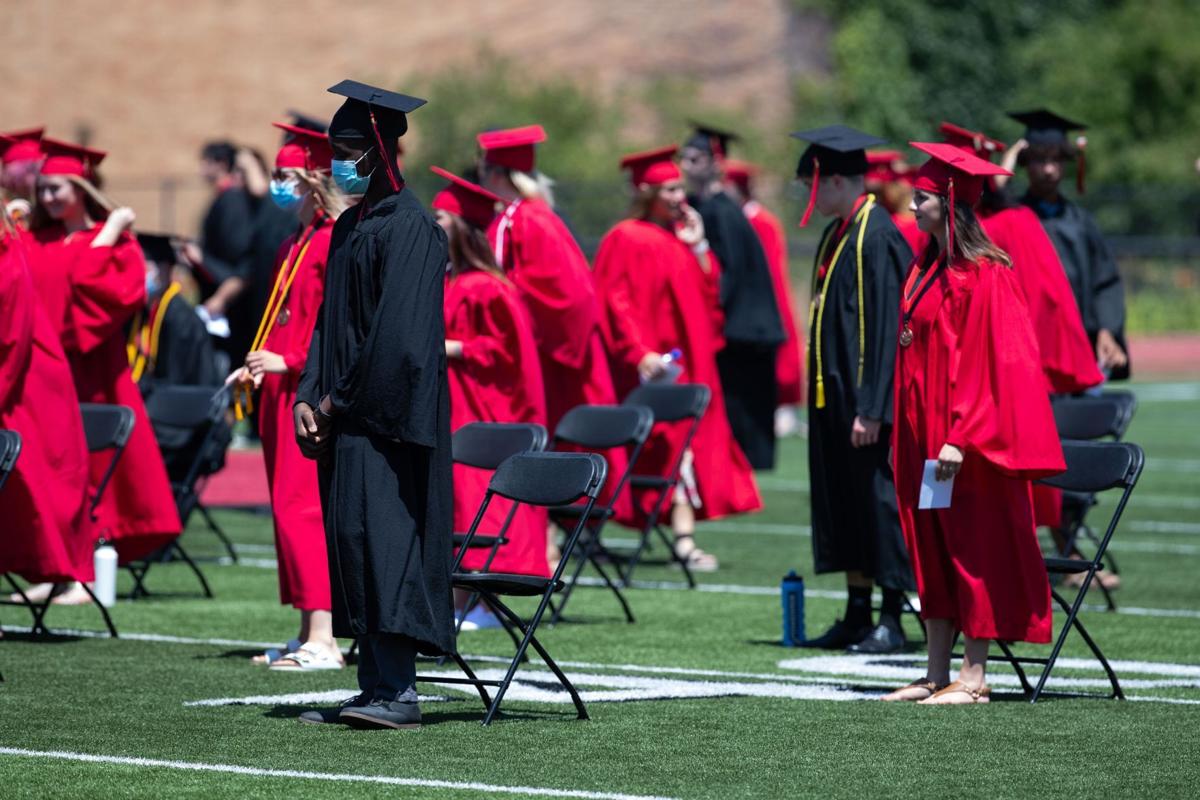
left=136, top=232, right=180, bottom=267
left=685, top=121, right=739, bottom=158
left=286, top=110, right=328, bottom=134
left=327, top=80, right=427, bottom=140
left=790, top=125, right=886, bottom=178
left=1008, top=109, right=1087, bottom=148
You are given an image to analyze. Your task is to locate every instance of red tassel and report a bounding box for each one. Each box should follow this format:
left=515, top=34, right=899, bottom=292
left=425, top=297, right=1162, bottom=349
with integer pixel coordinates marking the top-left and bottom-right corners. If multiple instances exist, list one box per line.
left=369, top=107, right=401, bottom=193
left=947, top=177, right=955, bottom=263
left=799, top=157, right=819, bottom=228
left=1076, top=141, right=1087, bottom=195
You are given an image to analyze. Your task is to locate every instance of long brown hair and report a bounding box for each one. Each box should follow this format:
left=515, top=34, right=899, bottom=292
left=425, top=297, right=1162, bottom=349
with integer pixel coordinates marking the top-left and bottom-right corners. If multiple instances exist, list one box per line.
left=921, top=196, right=1011, bottom=268
left=29, top=174, right=114, bottom=231
left=446, top=213, right=507, bottom=281
left=628, top=183, right=658, bottom=220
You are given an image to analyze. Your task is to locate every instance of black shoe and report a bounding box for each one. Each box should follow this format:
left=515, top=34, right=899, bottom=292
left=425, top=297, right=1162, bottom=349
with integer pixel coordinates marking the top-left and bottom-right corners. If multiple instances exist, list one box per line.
left=298, top=692, right=368, bottom=725
left=339, top=690, right=422, bottom=730
left=799, top=619, right=872, bottom=649
left=846, top=623, right=907, bottom=654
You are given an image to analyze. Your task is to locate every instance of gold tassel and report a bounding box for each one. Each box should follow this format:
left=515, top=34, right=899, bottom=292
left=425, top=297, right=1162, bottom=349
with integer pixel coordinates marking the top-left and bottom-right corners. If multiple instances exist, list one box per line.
left=815, top=379, right=825, bottom=409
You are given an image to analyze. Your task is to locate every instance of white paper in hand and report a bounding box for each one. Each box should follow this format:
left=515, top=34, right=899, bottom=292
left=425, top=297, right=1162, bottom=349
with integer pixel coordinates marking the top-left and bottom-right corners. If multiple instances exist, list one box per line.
left=919, top=459, right=954, bottom=509
left=196, top=306, right=232, bottom=339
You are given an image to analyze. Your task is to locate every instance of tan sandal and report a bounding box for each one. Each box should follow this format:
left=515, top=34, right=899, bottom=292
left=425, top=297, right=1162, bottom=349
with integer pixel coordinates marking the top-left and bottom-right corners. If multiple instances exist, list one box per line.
left=674, top=535, right=719, bottom=572
left=880, top=677, right=946, bottom=702
left=918, top=679, right=991, bottom=704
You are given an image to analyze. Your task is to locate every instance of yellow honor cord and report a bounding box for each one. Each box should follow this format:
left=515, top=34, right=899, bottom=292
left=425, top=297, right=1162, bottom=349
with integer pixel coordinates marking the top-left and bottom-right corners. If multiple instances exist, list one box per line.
left=128, top=283, right=182, bottom=384
left=807, top=195, right=875, bottom=410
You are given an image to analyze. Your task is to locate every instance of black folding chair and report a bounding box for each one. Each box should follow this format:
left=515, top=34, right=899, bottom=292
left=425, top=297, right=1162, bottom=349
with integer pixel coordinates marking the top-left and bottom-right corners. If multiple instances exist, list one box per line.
left=450, top=422, right=548, bottom=640
left=990, top=440, right=1144, bottom=702
left=616, top=383, right=710, bottom=588
left=0, top=429, right=19, bottom=493
left=145, top=385, right=236, bottom=562
left=417, top=451, right=608, bottom=725
left=547, top=405, right=654, bottom=624
left=1050, top=391, right=1139, bottom=609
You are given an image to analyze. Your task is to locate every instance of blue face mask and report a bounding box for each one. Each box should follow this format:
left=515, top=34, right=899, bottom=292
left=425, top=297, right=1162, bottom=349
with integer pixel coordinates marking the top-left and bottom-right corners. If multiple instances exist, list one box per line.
left=331, top=148, right=374, bottom=195
left=145, top=270, right=163, bottom=298
left=269, top=177, right=304, bottom=211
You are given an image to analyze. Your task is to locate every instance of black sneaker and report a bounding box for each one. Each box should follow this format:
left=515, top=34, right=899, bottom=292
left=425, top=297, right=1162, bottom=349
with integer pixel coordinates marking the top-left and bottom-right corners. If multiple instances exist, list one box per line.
left=846, top=622, right=907, bottom=654
left=798, top=619, right=873, bottom=649
left=298, top=692, right=368, bottom=725
left=339, top=688, right=422, bottom=730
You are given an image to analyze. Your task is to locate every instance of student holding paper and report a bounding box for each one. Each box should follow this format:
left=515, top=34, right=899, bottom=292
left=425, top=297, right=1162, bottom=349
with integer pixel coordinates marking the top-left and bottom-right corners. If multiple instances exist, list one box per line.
left=885, top=143, right=1065, bottom=705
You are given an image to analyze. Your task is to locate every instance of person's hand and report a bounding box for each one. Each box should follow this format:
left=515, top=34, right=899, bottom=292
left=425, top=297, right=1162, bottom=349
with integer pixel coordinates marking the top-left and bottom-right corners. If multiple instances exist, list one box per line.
left=638, top=351, right=666, bottom=382
left=676, top=205, right=706, bottom=247
left=936, top=443, right=963, bottom=481
left=92, top=206, right=137, bottom=247
left=203, top=296, right=227, bottom=318
left=1095, top=329, right=1128, bottom=370
left=445, top=339, right=464, bottom=359
left=245, top=350, right=288, bottom=378
left=850, top=416, right=882, bottom=448
left=224, top=366, right=251, bottom=387
left=182, top=241, right=203, bottom=267
left=293, top=402, right=331, bottom=459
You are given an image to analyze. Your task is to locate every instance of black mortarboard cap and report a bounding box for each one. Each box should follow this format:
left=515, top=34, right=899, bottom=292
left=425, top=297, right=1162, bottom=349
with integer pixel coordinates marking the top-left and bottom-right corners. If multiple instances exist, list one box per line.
left=327, top=80, right=427, bottom=140
left=137, top=232, right=179, bottom=267
left=790, top=125, right=886, bottom=178
left=286, top=110, right=328, bottom=134
left=1008, top=109, right=1087, bottom=147
left=685, top=121, right=740, bottom=158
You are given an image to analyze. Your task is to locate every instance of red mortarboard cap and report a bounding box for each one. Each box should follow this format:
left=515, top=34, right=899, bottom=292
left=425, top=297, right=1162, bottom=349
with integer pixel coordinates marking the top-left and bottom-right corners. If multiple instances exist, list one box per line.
left=39, top=137, right=106, bottom=179
left=619, top=145, right=681, bottom=187
left=938, top=121, right=1007, bottom=160
left=0, top=127, right=45, bottom=165
left=272, top=121, right=334, bottom=171
left=430, top=166, right=502, bottom=229
left=477, top=125, right=547, bottom=173
left=864, top=149, right=911, bottom=185
left=911, top=141, right=1012, bottom=258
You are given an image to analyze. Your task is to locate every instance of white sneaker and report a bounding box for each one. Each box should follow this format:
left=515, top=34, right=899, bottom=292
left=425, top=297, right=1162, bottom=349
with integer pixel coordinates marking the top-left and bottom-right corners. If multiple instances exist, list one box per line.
left=462, top=604, right=502, bottom=631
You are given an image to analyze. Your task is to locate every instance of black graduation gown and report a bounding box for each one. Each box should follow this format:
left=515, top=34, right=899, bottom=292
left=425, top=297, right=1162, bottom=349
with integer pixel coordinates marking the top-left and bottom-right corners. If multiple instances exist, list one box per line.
left=1022, top=194, right=1130, bottom=379
left=297, top=189, right=455, bottom=655
left=149, top=294, right=219, bottom=387
left=693, top=190, right=785, bottom=470
left=807, top=202, right=912, bottom=590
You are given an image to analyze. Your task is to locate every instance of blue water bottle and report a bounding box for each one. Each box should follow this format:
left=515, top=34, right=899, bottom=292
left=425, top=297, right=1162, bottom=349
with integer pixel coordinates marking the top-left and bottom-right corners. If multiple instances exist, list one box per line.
left=781, top=571, right=806, bottom=646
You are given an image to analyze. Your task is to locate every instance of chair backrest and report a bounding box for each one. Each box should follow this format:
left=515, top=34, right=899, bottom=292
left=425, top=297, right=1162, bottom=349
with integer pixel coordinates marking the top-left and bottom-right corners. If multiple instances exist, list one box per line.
left=144, top=385, right=227, bottom=429
left=623, top=383, right=711, bottom=424
left=1039, top=440, right=1144, bottom=494
left=488, top=452, right=608, bottom=507
left=1052, top=394, right=1135, bottom=442
left=452, top=422, right=548, bottom=470
left=79, top=404, right=136, bottom=453
left=553, top=405, right=655, bottom=450
left=0, top=429, right=22, bottom=494
left=1102, top=389, right=1138, bottom=440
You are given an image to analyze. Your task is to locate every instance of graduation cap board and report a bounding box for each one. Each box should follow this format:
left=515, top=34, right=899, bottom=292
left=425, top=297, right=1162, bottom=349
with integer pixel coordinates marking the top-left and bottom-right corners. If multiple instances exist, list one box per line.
left=430, top=166, right=502, bottom=229
left=865, top=150, right=911, bottom=186
left=684, top=122, right=739, bottom=159
left=272, top=121, right=333, bottom=172
left=477, top=125, right=547, bottom=173
left=39, top=137, right=106, bottom=179
left=619, top=145, right=680, bottom=187
left=137, top=232, right=180, bottom=267
left=1009, top=108, right=1089, bottom=193
left=328, top=79, right=427, bottom=192
left=0, top=127, right=45, bottom=165
left=910, top=140, right=1012, bottom=259
left=938, top=122, right=1007, bottom=159
left=790, top=125, right=887, bottom=226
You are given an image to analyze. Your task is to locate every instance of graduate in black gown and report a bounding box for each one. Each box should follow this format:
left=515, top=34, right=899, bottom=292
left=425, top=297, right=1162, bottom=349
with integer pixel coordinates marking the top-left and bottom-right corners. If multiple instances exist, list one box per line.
left=1008, top=109, right=1129, bottom=379
left=792, top=126, right=914, bottom=653
left=679, top=124, right=785, bottom=469
left=294, top=80, right=453, bottom=730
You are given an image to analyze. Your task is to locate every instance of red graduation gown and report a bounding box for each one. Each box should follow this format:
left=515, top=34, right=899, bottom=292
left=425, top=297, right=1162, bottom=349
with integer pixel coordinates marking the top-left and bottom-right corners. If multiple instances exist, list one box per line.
left=257, top=219, right=333, bottom=610
left=0, top=229, right=94, bottom=583
left=594, top=219, right=762, bottom=524
left=29, top=224, right=180, bottom=562
left=744, top=202, right=804, bottom=405
left=445, top=270, right=550, bottom=577
left=893, top=256, right=1064, bottom=643
left=981, top=206, right=1103, bottom=528
left=488, top=198, right=629, bottom=517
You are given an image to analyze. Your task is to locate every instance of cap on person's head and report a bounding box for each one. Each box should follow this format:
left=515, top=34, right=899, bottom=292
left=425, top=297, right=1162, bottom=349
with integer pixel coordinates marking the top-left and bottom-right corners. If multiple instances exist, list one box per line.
left=619, top=145, right=681, bottom=187
left=272, top=122, right=334, bottom=172
left=39, top=137, right=106, bottom=179
left=723, top=159, right=758, bottom=195
left=865, top=149, right=911, bottom=186
left=430, top=166, right=502, bottom=229
left=477, top=125, right=547, bottom=173
left=938, top=122, right=1006, bottom=160
left=684, top=122, right=739, bottom=160
left=0, top=127, right=45, bottom=165
left=136, top=232, right=179, bottom=267
left=791, top=125, right=886, bottom=226
left=286, top=110, right=328, bottom=134
left=1009, top=108, right=1089, bottom=193
left=328, top=80, right=425, bottom=192
left=911, top=141, right=1012, bottom=257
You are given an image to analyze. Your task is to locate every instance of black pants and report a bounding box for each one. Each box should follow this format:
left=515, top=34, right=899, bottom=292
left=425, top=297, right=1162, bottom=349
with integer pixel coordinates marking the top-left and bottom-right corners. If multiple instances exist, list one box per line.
left=717, top=341, right=779, bottom=470
left=356, top=634, right=418, bottom=701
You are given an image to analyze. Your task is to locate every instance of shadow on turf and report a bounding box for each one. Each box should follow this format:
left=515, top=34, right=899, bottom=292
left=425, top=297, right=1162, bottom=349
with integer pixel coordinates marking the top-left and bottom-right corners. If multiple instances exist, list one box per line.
left=0, top=630, right=90, bottom=644
left=263, top=703, right=574, bottom=725
left=742, top=638, right=928, bottom=654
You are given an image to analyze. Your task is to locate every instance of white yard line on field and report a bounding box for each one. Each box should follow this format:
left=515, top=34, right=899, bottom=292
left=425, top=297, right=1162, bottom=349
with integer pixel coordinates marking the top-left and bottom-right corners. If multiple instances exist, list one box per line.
left=0, top=748, right=679, bottom=800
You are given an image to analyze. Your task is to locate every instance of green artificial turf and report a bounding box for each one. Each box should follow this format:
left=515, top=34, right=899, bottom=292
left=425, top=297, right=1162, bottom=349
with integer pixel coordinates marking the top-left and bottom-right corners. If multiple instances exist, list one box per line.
left=2, top=380, right=1199, bottom=799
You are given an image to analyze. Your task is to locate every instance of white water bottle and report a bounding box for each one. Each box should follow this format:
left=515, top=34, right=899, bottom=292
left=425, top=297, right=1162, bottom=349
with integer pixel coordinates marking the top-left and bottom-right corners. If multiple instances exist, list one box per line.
left=94, top=543, right=118, bottom=608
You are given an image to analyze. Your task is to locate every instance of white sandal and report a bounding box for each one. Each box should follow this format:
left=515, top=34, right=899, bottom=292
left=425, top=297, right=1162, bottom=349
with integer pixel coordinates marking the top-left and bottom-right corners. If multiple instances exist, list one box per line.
left=674, top=535, right=719, bottom=572
left=269, top=643, right=345, bottom=672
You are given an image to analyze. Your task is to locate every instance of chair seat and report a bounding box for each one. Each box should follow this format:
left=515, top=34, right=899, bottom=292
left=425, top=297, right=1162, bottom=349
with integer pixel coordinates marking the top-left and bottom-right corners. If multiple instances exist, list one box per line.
left=452, top=571, right=564, bottom=596
left=630, top=474, right=673, bottom=490
left=548, top=503, right=613, bottom=521
left=452, top=533, right=506, bottom=549
left=1044, top=557, right=1095, bottom=574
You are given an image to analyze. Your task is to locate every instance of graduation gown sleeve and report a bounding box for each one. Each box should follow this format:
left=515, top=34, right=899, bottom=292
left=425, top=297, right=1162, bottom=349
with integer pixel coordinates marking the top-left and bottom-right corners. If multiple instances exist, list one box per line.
left=70, top=233, right=146, bottom=355
left=155, top=296, right=219, bottom=386
left=1082, top=211, right=1126, bottom=337
left=945, top=261, right=1065, bottom=479
left=593, top=225, right=657, bottom=374
left=325, top=210, right=449, bottom=447
left=855, top=228, right=907, bottom=423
